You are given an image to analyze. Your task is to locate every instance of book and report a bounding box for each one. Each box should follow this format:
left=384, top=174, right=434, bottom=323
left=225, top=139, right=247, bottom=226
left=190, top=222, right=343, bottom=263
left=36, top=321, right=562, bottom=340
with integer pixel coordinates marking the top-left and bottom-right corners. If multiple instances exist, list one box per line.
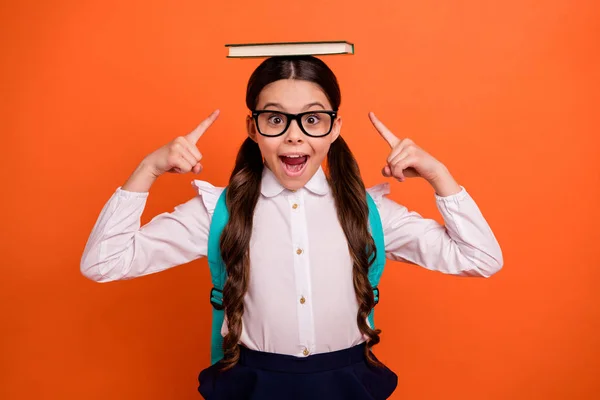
left=225, top=41, right=354, bottom=58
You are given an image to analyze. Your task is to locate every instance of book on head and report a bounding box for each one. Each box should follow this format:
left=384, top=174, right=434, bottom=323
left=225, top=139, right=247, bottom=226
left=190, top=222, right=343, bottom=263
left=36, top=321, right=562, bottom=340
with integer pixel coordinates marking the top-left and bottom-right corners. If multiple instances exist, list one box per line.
left=225, top=41, right=354, bottom=58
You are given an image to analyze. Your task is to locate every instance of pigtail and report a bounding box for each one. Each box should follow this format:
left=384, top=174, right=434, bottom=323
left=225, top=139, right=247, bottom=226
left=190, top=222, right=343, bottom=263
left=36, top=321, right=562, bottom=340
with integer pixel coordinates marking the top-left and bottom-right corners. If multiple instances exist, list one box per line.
left=219, top=137, right=263, bottom=371
left=327, top=136, right=382, bottom=366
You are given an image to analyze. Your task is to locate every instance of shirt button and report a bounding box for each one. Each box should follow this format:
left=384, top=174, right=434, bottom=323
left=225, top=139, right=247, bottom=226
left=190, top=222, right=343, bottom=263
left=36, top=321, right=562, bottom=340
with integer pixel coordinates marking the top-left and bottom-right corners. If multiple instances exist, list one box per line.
left=303, top=348, right=309, bottom=356
left=300, top=296, right=306, bottom=304
left=296, top=248, right=303, bottom=255
left=292, top=203, right=298, bottom=209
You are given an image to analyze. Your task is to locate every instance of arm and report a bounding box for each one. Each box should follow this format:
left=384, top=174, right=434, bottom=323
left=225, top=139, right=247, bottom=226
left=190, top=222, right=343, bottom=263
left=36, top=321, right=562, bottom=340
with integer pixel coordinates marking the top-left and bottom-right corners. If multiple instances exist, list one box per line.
left=80, top=110, right=220, bottom=282
left=368, top=112, right=503, bottom=277
left=79, top=183, right=211, bottom=283
left=375, top=184, right=503, bottom=277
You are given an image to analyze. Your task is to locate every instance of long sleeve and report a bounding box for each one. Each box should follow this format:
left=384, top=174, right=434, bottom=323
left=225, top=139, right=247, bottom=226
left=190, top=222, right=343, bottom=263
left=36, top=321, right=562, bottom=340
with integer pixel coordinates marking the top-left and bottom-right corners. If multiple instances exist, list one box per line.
left=80, top=184, right=213, bottom=282
left=368, top=183, right=503, bottom=278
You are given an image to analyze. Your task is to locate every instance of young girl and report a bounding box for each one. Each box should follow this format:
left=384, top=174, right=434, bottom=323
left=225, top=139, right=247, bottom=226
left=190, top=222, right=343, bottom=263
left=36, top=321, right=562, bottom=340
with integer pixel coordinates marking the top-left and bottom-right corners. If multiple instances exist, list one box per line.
left=81, top=56, right=503, bottom=399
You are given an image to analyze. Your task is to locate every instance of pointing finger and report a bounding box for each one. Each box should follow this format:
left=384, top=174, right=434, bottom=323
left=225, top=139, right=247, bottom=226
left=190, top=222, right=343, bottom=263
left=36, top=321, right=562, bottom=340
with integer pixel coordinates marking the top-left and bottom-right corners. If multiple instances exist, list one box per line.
left=185, top=109, right=220, bottom=144
left=369, top=112, right=400, bottom=148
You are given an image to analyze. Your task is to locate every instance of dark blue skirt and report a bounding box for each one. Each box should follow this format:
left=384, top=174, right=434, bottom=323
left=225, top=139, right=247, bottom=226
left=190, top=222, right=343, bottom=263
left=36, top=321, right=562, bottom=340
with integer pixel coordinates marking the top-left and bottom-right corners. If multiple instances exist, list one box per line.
left=198, top=343, right=397, bottom=399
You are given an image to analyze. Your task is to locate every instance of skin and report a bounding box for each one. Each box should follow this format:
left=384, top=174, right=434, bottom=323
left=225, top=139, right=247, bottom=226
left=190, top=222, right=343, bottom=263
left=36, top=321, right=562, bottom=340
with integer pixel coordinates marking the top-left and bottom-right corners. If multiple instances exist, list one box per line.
left=124, top=79, right=462, bottom=198
left=246, top=79, right=342, bottom=191
left=244, top=78, right=461, bottom=196
left=368, top=111, right=462, bottom=197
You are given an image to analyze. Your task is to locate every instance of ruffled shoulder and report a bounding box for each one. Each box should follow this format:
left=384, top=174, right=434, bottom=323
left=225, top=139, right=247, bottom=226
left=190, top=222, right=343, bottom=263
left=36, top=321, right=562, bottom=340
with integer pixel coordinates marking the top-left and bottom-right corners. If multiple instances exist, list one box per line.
left=190, top=180, right=226, bottom=218
left=366, top=182, right=391, bottom=208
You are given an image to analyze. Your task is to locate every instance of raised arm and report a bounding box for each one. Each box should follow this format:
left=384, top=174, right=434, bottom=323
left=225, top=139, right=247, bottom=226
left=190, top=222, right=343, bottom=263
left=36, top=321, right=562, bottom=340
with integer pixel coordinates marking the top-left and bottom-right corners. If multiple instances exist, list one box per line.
left=368, top=112, right=503, bottom=277
left=80, top=110, right=220, bottom=282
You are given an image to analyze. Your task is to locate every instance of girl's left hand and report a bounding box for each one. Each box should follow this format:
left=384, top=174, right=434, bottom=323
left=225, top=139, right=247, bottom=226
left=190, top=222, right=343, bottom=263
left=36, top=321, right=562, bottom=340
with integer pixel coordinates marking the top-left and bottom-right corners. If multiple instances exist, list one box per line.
left=369, top=112, right=446, bottom=183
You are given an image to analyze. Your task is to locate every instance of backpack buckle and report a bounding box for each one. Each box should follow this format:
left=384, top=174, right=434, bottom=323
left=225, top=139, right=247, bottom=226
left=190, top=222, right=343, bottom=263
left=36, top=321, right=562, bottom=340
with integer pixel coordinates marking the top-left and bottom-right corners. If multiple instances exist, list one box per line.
left=373, top=287, right=380, bottom=306
left=210, top=287, right=224, bottom=310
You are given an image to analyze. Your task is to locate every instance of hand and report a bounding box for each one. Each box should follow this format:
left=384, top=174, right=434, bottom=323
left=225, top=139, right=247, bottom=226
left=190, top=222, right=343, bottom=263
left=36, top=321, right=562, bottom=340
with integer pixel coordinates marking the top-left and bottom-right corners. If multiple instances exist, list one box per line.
left=144, top=110, right=220, bottom=177
left=369, top=112, right=446, bottom=183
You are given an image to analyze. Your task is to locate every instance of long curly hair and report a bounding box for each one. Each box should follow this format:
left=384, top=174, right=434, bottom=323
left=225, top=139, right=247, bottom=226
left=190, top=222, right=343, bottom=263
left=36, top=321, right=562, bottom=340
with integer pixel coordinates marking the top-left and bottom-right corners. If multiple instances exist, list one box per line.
left=218, top=56, right=381, bottom=371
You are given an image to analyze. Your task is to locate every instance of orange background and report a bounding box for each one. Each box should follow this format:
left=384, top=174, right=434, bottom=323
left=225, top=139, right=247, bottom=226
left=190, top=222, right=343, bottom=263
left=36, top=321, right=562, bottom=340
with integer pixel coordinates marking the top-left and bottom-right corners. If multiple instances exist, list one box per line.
left=2, top=0, right=599, bottom=399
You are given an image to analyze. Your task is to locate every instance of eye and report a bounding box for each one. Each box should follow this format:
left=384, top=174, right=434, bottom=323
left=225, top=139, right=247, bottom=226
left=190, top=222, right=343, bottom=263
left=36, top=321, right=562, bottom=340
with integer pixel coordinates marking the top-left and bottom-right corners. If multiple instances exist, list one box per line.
left=267, top=113, right=285, bottom=125
left=304, top=114, right=321, bottom=125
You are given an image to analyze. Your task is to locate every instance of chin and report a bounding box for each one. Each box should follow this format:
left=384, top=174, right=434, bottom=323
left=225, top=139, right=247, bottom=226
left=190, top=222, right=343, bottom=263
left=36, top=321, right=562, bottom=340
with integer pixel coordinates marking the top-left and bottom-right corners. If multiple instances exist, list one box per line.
left=273, top=156, right=317, bottom=190
left=275, top=169, right=312, bottom=191
left=281, top=178, right=309, bottom=191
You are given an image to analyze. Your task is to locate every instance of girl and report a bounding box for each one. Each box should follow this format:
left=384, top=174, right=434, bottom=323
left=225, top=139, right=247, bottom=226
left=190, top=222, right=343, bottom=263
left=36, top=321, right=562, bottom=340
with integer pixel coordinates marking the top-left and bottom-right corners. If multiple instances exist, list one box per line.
left=81, top=56, right=503, bottom=399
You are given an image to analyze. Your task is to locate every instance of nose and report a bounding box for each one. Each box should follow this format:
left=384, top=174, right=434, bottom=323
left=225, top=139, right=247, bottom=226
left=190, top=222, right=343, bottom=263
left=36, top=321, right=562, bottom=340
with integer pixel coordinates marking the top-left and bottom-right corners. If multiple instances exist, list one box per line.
left=285, top=119, right=304, bottom=143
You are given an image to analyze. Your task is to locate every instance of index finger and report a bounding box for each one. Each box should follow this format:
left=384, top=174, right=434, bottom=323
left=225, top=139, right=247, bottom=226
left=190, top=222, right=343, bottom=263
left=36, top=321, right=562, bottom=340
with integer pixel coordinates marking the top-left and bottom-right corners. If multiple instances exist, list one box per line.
left=185, top=109, right=220, bottom=144
left=369, top=112, right=400, bottom=148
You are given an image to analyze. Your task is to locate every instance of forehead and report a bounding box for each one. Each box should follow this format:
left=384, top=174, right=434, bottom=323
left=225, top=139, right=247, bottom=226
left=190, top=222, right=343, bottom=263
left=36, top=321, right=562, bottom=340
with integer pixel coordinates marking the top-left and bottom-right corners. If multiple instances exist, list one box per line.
left=256, top=79, right=331, bottom=110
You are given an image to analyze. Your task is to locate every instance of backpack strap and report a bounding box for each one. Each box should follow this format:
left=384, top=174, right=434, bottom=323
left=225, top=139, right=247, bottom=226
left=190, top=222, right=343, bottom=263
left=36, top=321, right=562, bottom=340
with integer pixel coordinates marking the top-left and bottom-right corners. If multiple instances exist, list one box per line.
left=206, top=189, right=228, bottom=365
left=366, top=192, right=386, bottom=330
left=206, top=189, right=387, bottom=364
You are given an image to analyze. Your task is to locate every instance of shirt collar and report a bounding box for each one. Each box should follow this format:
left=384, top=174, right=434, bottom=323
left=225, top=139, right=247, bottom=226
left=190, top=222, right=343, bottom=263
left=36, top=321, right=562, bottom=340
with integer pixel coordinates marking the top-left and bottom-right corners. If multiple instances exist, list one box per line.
left=261, top=165, right=330, bottom=198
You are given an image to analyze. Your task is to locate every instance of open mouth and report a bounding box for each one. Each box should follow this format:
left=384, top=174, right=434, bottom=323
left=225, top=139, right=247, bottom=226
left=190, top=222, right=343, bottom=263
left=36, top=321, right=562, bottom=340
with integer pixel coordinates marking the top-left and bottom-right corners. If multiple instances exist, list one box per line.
left=279, top=154, right=309, bottom=177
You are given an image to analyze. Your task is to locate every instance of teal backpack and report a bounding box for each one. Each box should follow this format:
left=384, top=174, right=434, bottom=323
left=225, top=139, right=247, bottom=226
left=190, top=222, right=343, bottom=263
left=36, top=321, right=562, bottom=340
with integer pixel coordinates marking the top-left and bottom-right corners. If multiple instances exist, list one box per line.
left=207, top=189, right=387, bottom=365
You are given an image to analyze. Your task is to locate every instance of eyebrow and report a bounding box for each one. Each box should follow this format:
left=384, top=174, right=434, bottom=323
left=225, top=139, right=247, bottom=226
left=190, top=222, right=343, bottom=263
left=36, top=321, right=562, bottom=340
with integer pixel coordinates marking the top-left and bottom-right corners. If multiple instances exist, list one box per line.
left=261, top=102, right=326, bottom=111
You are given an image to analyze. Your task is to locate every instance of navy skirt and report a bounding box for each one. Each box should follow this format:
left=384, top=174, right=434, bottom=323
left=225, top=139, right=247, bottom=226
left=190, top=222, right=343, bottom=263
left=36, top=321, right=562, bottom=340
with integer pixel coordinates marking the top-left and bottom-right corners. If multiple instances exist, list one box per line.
left=198, top=343, right=397, bottom=399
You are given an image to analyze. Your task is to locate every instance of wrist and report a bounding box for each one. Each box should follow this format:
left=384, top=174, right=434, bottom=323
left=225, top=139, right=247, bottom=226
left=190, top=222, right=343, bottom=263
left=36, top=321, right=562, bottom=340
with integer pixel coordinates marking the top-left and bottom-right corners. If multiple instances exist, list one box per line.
left=427, top=165, right=461, bottom=197
left=139, top=157, right=162, bottom=179
left=122, top=160, right=160, bottom=193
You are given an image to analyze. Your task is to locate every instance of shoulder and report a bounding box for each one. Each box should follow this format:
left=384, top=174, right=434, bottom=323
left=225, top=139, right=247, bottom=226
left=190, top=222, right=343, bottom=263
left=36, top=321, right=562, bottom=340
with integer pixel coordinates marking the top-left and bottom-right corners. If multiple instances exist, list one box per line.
left=190, top=180, right=226, bottom=218
left=365, top=182, right=413, bottom=224
left=366, top=182, right=391, bottom=208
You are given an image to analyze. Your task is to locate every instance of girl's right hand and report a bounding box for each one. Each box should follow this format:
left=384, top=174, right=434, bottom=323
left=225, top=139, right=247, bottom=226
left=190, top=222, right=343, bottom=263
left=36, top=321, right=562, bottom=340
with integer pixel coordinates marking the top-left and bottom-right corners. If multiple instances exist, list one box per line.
left=144, top=109, right=220, bottom=177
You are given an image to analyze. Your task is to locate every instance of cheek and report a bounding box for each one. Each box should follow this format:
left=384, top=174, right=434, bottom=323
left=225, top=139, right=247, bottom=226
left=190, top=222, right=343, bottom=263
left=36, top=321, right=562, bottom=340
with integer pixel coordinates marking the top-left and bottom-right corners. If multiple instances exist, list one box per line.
left=256, top=137, right=281, bottom=160
left=308, top=139, right=332, bottom=159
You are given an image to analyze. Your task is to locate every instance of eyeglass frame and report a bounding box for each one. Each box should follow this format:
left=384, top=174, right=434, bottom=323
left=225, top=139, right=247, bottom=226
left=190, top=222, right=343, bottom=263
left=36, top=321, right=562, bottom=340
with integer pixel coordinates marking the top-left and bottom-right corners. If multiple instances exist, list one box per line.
left=251, top=110, right=338, bottom=138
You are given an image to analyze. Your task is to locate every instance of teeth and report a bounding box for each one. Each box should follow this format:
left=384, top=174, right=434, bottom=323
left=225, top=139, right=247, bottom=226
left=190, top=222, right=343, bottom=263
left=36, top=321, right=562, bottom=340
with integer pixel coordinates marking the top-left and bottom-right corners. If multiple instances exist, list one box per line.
left=283, top=155, right=305, bottom=158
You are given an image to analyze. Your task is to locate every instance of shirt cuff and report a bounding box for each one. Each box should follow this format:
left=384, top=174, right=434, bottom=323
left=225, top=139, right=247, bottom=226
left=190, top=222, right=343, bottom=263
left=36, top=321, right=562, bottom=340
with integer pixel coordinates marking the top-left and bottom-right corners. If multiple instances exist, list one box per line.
left=434, top=186, right=468, bottom=203
left=115, top=186, right=150, bottom=199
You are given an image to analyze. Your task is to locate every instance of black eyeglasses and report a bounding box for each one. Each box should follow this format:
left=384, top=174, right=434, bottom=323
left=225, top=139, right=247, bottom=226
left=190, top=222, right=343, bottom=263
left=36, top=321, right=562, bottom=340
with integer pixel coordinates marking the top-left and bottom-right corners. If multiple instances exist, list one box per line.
left=252, top=110, right=338, bottom=138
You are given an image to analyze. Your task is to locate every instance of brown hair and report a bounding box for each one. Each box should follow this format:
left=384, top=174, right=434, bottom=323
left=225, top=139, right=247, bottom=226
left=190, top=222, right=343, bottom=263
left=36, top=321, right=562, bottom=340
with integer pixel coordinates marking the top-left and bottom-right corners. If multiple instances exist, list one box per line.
left=219, top=56, right=381, bottom=370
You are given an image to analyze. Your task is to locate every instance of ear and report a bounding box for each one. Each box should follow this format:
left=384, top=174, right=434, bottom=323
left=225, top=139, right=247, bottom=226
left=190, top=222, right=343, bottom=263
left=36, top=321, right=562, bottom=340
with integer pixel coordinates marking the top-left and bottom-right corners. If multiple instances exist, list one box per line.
left=246, top=115, right=258, bottom=142
left=330, top=114, right=342, bottom=143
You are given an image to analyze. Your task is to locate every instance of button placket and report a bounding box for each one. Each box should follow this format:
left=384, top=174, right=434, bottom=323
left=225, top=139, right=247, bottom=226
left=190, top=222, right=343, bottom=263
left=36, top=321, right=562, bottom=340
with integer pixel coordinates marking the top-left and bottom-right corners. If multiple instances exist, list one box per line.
left=288, top=189, right=315, bottom=356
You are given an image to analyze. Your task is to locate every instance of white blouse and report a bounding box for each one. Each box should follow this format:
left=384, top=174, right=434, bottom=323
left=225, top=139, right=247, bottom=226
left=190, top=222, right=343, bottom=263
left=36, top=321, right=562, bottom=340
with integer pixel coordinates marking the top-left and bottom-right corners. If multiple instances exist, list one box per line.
left=80, top=166, right=503, bottom=357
